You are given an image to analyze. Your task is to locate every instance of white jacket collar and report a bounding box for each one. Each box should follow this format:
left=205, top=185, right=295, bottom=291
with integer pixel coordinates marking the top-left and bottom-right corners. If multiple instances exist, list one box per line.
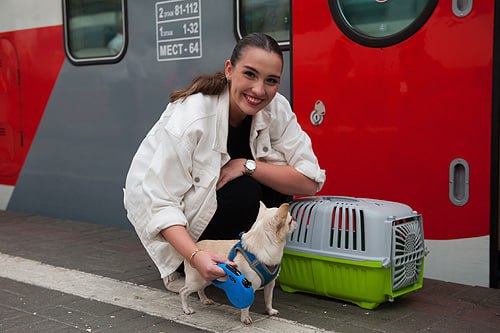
left=253, top=102, right=272, bottom=132
left=213, top=88, right=230, bottom=154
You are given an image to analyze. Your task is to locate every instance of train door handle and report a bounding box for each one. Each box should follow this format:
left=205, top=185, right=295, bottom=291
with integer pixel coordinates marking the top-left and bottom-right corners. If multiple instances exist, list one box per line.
left=452, top=0, right=473, bottom=17
left=449, top=158, right=470, bottom=206
left=310, top=100, right=326, bottom=126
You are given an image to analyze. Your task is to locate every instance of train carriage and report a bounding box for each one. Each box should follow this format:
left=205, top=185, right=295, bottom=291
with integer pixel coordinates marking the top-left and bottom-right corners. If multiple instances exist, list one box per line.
left=0, top=0, right=498, bottom=288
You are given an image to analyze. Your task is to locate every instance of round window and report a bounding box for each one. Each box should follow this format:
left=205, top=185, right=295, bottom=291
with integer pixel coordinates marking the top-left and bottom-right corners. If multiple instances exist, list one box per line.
left=328, top=0, right=438, bottom=47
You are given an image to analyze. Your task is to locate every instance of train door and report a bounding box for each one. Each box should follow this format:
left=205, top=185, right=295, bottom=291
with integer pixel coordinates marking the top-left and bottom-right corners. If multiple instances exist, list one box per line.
left=0, top=39, right=22, bottom=185
left=292, top=0, right=495, bottom=286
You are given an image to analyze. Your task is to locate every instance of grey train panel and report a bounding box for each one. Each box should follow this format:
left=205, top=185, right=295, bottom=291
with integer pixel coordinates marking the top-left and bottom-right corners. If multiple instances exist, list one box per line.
left=9, top=0, right=291, bottom=228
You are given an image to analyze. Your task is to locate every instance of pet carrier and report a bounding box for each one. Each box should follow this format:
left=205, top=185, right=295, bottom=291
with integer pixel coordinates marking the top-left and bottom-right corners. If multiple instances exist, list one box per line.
left=278, top=196, right=425, bottom=309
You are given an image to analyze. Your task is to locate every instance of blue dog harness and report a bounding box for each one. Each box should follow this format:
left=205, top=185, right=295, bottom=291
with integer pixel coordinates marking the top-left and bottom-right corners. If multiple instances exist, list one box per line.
left=228, top=236, right=280, bottom=286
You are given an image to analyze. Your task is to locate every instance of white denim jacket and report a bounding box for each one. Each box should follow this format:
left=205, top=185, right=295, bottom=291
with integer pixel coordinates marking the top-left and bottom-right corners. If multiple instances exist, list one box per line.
left=124, top=88, right=326, bottom=278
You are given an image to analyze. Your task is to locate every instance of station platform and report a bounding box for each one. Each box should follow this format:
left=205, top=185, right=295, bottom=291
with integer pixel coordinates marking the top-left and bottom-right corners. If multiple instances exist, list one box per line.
left=0, top=210, right=499, bottom=333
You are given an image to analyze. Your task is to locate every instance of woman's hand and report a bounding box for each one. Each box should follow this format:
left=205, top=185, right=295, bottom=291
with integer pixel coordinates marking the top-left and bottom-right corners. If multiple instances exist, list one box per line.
left=190, top=250, right=235, bottom=281
left=216, top=158, right=246, bottom=190
left=161, top=226, right=234, bottom=280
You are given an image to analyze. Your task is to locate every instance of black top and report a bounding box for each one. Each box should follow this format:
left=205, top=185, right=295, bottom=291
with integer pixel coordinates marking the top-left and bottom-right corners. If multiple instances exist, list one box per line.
left=227, top=116, right=253, bottom=159
left=225, top=114, right=291, bottom=208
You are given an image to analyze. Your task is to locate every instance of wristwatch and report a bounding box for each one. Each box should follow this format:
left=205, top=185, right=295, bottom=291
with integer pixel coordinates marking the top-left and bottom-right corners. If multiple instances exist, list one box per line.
left=244, top=159, right=256, bottom=176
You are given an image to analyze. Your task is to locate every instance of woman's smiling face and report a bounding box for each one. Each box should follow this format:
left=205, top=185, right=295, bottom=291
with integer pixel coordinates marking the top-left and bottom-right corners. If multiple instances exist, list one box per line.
left=225, top=46, right=283, bottom=126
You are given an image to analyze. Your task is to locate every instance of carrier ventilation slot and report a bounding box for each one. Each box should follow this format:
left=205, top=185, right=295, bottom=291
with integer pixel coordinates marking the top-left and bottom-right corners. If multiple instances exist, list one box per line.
left=290, top=200, right=313, bottom=243
left=391, top=216, right=424, bottom=291
left=330, top=206, right=365, bottom=251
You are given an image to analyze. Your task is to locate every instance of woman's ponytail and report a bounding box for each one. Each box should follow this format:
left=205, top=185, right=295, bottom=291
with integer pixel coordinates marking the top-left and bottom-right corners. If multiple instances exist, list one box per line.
left=169, top=71, right=227, bottom=102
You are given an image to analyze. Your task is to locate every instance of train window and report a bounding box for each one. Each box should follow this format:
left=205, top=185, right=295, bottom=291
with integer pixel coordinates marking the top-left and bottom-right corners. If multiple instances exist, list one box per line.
left=329, top=0, right=438, bottom=47
left=236, top=0, right=290, bottom=48
left=63, top=0, right=127, bottom=64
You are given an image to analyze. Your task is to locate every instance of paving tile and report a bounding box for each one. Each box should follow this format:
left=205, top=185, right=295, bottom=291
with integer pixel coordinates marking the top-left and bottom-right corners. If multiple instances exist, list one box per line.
left=63, top=298, right=124, bottom=317
left=93, top=314, right=205, bottom=333
left=379, top=312, right=445, bottom=333
left=455, top=303, right=500, bottom=329
left=8, top=319, right=83, bottom=333
left=0, top=305, right=25, bottom=321
left=483, top=288, right=500, bottom=307
left=0, top=311, right=48, bottom=332
left=457, top=285, right=499, bottom=304
left=423, top=318, right=500, bottom=333
left=140, top=278, right=165, bottom=290
left=35, top=304, right=100, bottom=330
left=0, top=281, right=81, bottom=314
left=298, top=314, right=347, bottom=332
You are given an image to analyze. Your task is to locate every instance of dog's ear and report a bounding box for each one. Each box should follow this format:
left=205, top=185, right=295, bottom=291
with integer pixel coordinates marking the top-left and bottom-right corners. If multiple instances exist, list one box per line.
left=277, top=203, right=290, bottom=220
left=275, top=203, right=292, bottom=236
left=258, top=201, right=267, bottom=216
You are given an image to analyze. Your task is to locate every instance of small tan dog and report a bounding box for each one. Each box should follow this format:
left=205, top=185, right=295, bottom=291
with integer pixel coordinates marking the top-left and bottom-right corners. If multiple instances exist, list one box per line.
left=180, top=202, right=297, bottom=324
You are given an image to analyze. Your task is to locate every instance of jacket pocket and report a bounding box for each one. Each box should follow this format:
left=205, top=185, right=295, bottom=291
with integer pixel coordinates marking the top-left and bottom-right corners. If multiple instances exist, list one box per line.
left=184, top=167, right=217, bottom=214
left=191, top=167, right=216, bottom=188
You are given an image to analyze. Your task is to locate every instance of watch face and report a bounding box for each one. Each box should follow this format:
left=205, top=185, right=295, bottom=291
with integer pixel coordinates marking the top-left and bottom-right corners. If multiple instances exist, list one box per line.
left=246, top=160, right=256, bottom=170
